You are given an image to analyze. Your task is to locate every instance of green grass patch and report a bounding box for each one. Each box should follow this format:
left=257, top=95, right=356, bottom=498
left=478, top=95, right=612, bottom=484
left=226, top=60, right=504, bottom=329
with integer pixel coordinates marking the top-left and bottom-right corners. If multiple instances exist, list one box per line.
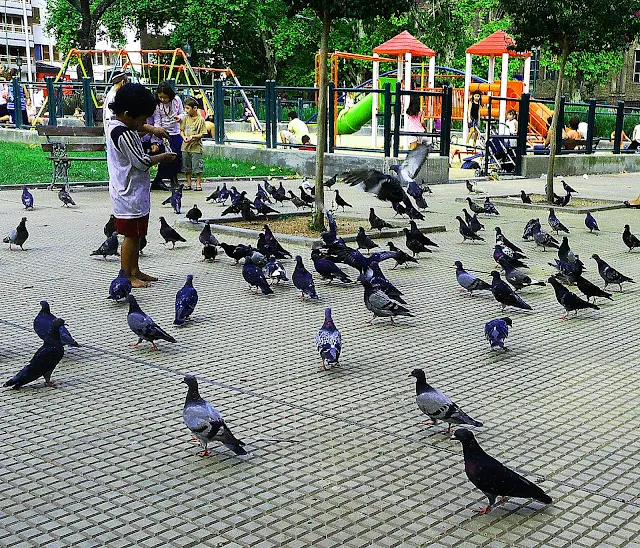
left=0, top=141, right=296, bottom=185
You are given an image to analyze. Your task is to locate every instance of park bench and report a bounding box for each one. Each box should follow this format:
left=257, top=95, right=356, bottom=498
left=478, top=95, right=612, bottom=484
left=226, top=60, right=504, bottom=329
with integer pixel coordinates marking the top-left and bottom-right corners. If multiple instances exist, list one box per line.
left=561, top=137, right=601, bottom=152
left=36, top=125, right=106, bottom=192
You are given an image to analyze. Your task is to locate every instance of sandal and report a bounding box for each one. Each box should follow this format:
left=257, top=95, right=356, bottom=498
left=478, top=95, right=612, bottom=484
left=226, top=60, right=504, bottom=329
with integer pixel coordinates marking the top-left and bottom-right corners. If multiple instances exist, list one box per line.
left=194, top=187, right=203, bottom=191
left=184, top=186, right=192, bottom=191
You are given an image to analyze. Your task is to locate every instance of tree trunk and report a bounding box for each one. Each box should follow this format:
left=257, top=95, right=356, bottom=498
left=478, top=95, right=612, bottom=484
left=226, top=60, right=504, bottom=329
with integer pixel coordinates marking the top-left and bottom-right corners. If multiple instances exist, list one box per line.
left=546, top=41, right=568, bottom=203
left=260, top=30, right=277, bottom=81
left=78, top=6, right=95, bottom=79
left=312, top=9, right=330, bottom=230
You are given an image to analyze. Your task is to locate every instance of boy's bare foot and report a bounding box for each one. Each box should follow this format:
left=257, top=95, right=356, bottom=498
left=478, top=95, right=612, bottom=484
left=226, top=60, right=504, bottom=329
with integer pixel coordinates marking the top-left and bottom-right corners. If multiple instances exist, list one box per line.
left=137, top=272, right=158, bottom=282
left=129, top=277, right=150, bottom=288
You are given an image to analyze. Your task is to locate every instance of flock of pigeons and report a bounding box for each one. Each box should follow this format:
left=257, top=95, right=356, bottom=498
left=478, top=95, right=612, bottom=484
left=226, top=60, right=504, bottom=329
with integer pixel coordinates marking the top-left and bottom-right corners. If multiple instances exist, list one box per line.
left=3, top=143, right=639, bottom=515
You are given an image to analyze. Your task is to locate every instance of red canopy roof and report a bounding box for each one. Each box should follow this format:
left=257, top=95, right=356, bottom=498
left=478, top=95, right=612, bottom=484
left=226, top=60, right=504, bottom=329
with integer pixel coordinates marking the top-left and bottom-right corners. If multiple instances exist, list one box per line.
left=373, top=31, right=436, bottom=58
left=466, top=30, right=530, bottom=57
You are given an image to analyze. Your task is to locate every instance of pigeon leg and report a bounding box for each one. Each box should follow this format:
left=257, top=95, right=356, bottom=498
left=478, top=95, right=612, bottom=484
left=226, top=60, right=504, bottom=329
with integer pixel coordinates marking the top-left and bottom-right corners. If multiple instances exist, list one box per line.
left=171, top=242, right=176, bottom=250
left=129, top=342, right=139, bottom=347
left=439, top=423, right=453, bottom=435
left=366, top=315, right=375, bottom=325
left=560, top=314, right=568, bottom=320
left=473, top=505, right=493, bottom=515
left=45, top=380, right=57, bottom=387
left=496, top=497, right=509, bottom=506
left=197, top=449, right=210, bottom=457
left=389, top=317, right=396, bottom=326
left=417, top=419, right=436, bottom=425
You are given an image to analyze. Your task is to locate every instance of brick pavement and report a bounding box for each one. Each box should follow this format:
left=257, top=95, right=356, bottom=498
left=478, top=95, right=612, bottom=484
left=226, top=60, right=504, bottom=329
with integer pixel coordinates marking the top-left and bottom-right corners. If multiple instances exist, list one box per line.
left=1, top=172, right=639, bottom=547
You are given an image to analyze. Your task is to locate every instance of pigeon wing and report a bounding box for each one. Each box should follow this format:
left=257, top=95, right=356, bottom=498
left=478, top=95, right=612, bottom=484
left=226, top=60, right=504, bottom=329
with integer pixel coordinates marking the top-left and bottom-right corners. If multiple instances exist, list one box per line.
left=401, top=143, right=430, bottom=179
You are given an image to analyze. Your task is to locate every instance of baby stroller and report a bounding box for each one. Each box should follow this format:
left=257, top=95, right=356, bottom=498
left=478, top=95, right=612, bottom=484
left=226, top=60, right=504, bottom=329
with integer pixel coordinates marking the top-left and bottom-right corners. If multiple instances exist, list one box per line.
left=461, top=122, right=517, bottom=177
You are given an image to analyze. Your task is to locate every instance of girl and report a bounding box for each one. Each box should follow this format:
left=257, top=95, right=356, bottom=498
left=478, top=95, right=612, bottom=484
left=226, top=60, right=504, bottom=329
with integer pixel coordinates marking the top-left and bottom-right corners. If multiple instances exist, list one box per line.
left=405, top=94, right=426, bottom=150
left=467, top=90, right=481, bottom=147
left=152, top=81, right=184, bottom=188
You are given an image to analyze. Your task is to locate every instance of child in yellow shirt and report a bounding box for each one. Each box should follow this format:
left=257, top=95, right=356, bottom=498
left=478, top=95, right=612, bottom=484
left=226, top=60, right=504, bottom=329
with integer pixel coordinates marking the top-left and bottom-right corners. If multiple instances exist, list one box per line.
left=180, top=97, right=207, bottom=190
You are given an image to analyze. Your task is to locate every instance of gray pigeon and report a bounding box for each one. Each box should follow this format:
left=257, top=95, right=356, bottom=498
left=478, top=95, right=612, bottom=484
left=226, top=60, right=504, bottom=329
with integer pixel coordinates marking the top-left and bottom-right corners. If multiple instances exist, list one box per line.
left=58, top=189, right=76, bottom=207
left=3, top=217, right=28, bottom=250
left=454, top=260, right=491, bottom=295
left=90, top=232, right=119, bottom=260
left=359, top=277, right=412, bottom=325
left=159, top=216, right=187, bottom=249
left=591, top=254, right=635, bottom=291
left=410, top=368, right=483, bottom=434
left=182, top=375, right=247, bottom=456
left=126, top=294, right=176, bottom=350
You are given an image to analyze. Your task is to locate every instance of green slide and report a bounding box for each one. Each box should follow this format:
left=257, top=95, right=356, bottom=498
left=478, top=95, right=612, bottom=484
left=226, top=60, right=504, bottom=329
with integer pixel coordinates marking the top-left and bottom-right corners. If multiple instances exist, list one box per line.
left=336, top=77, right=397, bottom=135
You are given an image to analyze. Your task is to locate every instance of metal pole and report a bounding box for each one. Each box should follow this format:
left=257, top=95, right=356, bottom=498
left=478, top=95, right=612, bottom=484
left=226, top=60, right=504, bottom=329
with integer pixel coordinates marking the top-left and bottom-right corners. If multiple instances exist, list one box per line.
left=264, top=82, right=272, bottom=148
left=556, top=96, right=566, bottom=156
left=327, top=81, right=335, bottom=153
left=21, top=0, right=32, bottom=82
left=392, top=87, right=401, bottom=158
left=45, top=76, right=56, bottom=125
left=586, top=98, right=596, bottom=154
left=383, top=82, right=391, bottom=157
left=516, top=93, right=530, bottom=175
left=82, top=77, right=94, bottom=126
left=613, top=101, right=624, bottom=155
left=12, top=76, right=22, bottom=128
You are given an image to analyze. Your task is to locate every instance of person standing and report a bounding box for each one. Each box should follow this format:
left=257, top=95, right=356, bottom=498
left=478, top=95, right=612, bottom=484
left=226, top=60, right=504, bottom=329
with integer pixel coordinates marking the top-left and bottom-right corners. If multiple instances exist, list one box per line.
left=102, top=70, right=129, bottom=128
left=405, top=95, right=426, bottom=150
left=466, top=90, right=482, bottom=148
left=152, top=81, right=185, bottom=188
left=180, top=97, right=207, bottom=191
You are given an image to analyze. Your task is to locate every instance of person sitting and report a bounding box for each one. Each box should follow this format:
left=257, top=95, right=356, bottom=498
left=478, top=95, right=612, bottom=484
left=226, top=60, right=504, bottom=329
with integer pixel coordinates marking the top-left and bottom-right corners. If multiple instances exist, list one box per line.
left=610, top=129, right=630, bottom=150
left=279, top=110, right=309, bottom=146
left=242, top=101, right=259, bottom=132
left=563, top=116, right=582, bottom=150
left=626, top=123, right=640, bottom=151
left=299, top=135, right=315, bottom=151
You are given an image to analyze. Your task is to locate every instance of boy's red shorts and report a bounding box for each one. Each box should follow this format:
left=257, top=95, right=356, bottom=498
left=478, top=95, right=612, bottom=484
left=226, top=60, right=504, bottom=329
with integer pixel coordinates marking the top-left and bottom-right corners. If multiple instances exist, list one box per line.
left=114, top=214, right=149, bottom=237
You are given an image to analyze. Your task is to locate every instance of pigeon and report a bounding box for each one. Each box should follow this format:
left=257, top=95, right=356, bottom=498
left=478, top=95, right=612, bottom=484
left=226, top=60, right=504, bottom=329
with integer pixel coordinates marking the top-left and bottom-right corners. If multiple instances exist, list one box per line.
left=264, top=255, right=288, bottom=284
left=333, top=189, right=352, bottom=211
left=199, top=222, right=219, bottom=247
left=292, top=256, right=318, bottom=300
left=532, top=220, right=559, bottom=250
left=557, top=236, right=576, bottom=264
left=159, top=216, right=187, bottom=249
left=311, top=250, right=351, bottom=283
left=494, top=227, right=523, bottom=254
left=263, top=224, right=291, bottom=258
left=206, top=186, right=220, bottom=202
left=465, top=197, right=485, bottom=215
left=498, top=258, right=545, bottom=291
left=369, top=208, right=392, bottom=233
left=219, top=242, right=250, bottom=265
left=520, top=190, right=531, bottom=204
left=287, top=190, right=310, bottom=209
left=323, top=240, right=370, bottom=272
left=273, top=182, right=289, bottom=204
left=409, top=220, right=438, bottom=248
left=4, top=318, right=65, bottom=389
left=171, top=185, right=183, bottom=214
left=58, top=188, right=75, bottom=206
left=33, top=300, right=80, bottom=347
left=104, top=214, right=116, bottom=238
left=468, top=212, right=485, bottom=234
left=216, top=183, right=230, bottom=204
left=493, top=245, right=528, bottom=270
left=22, top=185, right=34, bottom=209
left=356, top=227, right=378, bottom=253
left=315, top=308, right=342, bottom=370
left=182, top=375, right=247, bottom=456
left=386, top=242, right=418, bottom=269
left=392, top=201, right=407, bottom=217
left=456, top=216, right=484, bottom=243
left=361, top=261, right=405, bottom=303
left=324, top=174, right=337, bottom=188
left=359, top=277, right=412, bottom=324
left=257, top=183, right=272, bottom=203
left=466, top=180, right=484, bottom=194
left=554, top=191, right=571, bottom=207
left=320, top=210, right=338, bottom=245
left=90, top=231, right=119, bottom=260
left=455, top=261, right=491, bottom=295
left=221, top=203, right=242, bottom=216
left=410, top=369, right=482, bottom=433
left=253, top=197, right=279, bottom=217
left=108, top=268, right=132, bottom=302
left=591, top=254, right=635, bottom=291
left=174, top=274, right=199, bottom=325
left=548, top=277, right=599, bottom=319
left=623, top=225, right=640, bottom=252
left=242, top=253, right=273, bottom=295
left=490, top=271, right=532, bottom=311
left=403, top=228, right=431, bottom=257
left=126, top=294, right=176, bottom=350
left=548, top=208, right=569, bottom=234
left=562, top=179, right=577, bottom=194
left=185, top=204, right=202, bottom=223
left=484, top=317, right=512, bottom=350
left=453, top=428, right=552, bottom=514
left=202, top=244, right=217, bottom=262
left=585, top=211, right=599, bottom=233
left=299, top=186, right=314, bottom=206
left=240, top=202, right=259, bottom=222
left=575, top=275, right=613, bottom=303
left=483, top=197, right=499, bottom=215
left=3, top=217, right=28, bottom=250
left=522, top=218, right=537, bottom=240
left=548, top=257, right=584, bottom=285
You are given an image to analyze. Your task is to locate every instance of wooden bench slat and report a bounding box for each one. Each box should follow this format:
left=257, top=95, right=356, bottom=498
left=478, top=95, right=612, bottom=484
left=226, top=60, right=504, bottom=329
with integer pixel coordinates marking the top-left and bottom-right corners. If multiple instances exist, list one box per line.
left=36, top=125, right=104, bottom=137
left=41, top=143, right=106, bottom=152
left=44, top=156, right=105, bottom=161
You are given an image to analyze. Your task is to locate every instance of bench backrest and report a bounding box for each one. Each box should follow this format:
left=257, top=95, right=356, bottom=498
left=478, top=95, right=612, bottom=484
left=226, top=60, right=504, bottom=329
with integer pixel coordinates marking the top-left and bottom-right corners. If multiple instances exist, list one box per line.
left=36, top=125, right=104, bottom=138
left=41, top=143, right=105, bottom=152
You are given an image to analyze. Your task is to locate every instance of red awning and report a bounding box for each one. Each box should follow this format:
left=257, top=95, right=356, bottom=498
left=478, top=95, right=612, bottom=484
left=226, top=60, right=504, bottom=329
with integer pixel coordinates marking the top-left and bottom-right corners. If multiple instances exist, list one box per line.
left=373, top=31, right=436, bottom=57
left=466, top=30, right=530, bottom=57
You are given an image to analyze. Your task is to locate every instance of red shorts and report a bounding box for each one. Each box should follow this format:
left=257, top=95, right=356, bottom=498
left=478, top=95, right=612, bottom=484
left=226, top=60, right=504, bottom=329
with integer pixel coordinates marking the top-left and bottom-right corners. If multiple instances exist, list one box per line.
left=114, top=214, right=149, bottom=237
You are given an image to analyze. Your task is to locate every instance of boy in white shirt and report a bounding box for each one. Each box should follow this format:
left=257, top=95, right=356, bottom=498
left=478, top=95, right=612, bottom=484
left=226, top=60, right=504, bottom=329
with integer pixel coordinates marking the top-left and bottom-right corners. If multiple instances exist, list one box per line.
left=107, top=83, right=176, bottom=287
left=280, top=110, right=309, bottom=145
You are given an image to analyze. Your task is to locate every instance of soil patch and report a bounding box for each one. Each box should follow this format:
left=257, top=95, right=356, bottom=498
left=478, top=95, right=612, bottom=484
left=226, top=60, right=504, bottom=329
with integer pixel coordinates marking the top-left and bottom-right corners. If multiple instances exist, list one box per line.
left=224, top=215, right=371, bottom=238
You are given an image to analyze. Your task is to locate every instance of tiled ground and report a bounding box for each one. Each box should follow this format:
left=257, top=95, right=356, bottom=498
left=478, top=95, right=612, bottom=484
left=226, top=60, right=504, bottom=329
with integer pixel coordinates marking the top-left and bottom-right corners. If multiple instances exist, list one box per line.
left=1, top=171, right=640, bottom=547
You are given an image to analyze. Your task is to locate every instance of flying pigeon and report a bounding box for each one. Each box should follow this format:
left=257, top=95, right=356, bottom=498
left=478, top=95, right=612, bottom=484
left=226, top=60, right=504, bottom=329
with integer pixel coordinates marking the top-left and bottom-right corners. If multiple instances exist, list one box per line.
left=292, top=255, right=318, bottom=300
left=490, top=271, right=532, bottom=311
left=315, top=308, right=342, bottom=370
left=484, top=317, right=512, bottom=350
left=159, top=216, right=187, bottom=249
left=455, top=260, right=491, bottom=295
left=242, top=253, right=273, bottom=295
left=104, top=215, right=116, bottom=238
left=185, top=204, right=202, bottom=223
left=33, top=300, right=79, bottom=347
left=359, top=277, right=412, bottom=324
left=4, top=318, right=65, bottom=389
left=410, top=369, right=482, bottom=433
left=453, top=428, right=552, bottom=514
left=575, top=275, right=613, bottom=303
left=548, top=277, right=599, bottom=319
left=126, top=294, right=176, bottom=350
left=174, top=274, right=199, bottom=325
left=264, top=255, right=288, bottom=284
left=456, top=216, right=484, bottom=243
left=108, top=268, right=132, bottom=302
left=58, top=188, right=75, bottom=207
left=483, top=197, right=499, bottom=215
left=90, top=232, right=119, bottom=260
left=369, top=208, right=392, bottom=233
left=356, top=227, right=378, bottom=253
left=622, top=225, right=640, bottom=252
left=199, top=222, right=219, bottom=247
left=520, top=190, right=531, bottom=204
left=182, top=375, right=247, bottom=456
left=548, top=208, right=569, bottom=234
left=3, top=217, right=28, bottom=250
left=585, top=211, right=599, bottom=233
left=21, top=185, right=34, bottom=209
left=591, top=254, right=635, bottom=291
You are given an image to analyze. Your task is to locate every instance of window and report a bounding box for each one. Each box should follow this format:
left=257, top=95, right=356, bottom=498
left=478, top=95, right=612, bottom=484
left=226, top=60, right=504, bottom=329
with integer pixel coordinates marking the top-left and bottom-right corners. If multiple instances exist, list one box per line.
left=634, top=50, right=640, bottom=83
left=32, top=8, right=40, bottom=24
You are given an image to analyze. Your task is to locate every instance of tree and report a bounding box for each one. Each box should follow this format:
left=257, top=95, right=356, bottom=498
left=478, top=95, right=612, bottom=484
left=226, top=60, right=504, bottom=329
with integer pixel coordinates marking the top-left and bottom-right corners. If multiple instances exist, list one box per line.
left=285, top=0, right=415, bottom=229
left=500, top=0, right=640, bottom=202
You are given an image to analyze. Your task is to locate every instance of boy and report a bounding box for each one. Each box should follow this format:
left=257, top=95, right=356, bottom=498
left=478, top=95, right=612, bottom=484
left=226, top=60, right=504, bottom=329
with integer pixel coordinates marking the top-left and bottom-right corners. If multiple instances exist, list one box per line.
left=280, top=110, right=309, bottom=145
left=180, top=97, right=207, bottom=191
left=299, top=135, right=315, bottom=151
left=107, top=83, right=177, bottom=288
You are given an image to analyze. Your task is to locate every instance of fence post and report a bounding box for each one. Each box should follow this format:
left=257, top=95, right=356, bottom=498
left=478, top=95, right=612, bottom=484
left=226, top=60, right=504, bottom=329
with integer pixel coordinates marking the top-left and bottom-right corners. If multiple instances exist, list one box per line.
left=297, top=97, right=304, bottom=119
left=276, top=93, right=282, bottom=123
left=586, top=98, right=596, bottom=154
left=327, top=82, right=335, bottom=153
left=82, top=77, right=94, bottom=127
left=56, top=84, right=64, bottom=118
left=12, top=76, right=22, bottom=129
left=230, top=94, right=236, bottom=122
left=516, top=93, right=530, bottom=175
left=167, top=78, right=176, bottom=92
left=555, top=95, right=566, bottom=156
left=213, top=79, right=224, bottom=145
left=264, top=82, right=272, bottom=148
left=46, top=77, right=56, bottom=126
left=440, top=87, right=452, bottom=157
left=270, top=81, right=279, bottom=148
left=613, top=101, right=624, bottom=155
left=392, top=87, right=402, bottom=158
left=383, top=83, right=392, bottom=157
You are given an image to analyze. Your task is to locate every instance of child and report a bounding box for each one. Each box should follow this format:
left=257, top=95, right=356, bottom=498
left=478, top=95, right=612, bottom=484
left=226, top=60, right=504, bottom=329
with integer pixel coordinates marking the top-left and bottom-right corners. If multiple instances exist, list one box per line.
left=107, top=83, right=177, bottom=288
left=180, top=97, right=207, bottom=191
left=405, top=95, right=425, bottom=150
left=467, top=90, right=482, bottom=147
left=505, top=109, right=518, bottom=136
left=152, top=81, right=184, bottom=188
left=299, top=135, right=315, bottom=151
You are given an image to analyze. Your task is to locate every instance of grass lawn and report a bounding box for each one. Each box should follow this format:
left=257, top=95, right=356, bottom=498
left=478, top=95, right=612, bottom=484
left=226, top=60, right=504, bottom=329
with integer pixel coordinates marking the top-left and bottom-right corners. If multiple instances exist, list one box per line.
left=0, top=141, right=296, bottom=186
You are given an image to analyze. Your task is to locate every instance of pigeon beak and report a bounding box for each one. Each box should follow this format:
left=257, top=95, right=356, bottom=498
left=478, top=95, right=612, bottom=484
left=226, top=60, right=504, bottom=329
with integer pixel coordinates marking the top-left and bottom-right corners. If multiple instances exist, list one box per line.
left=450, top=434, right=457, bottom=440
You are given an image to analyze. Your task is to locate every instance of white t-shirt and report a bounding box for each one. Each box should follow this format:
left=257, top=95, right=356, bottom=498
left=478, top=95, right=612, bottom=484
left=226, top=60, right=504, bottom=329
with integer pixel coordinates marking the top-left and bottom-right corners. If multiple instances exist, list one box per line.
left=578, top=122, right=588, bottom=140
left=505, top=118, right=517, bottom=135
left=287, top=117, right=309, bottom=140
left=103, top=85, right=119, bottom=130
left=107, top=120, right=153, bottom=219
left=633, top=124, right=640, bottom=142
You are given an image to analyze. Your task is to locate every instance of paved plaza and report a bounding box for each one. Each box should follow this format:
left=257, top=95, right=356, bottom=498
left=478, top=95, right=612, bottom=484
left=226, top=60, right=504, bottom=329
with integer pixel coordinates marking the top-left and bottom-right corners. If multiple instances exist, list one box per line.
left=1, top=171, right=640, bottom=547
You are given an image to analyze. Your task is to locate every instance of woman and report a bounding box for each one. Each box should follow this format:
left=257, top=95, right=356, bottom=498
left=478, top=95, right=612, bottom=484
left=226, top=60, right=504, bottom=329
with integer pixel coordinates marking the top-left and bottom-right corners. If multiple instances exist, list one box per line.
left=152, top=81, right=184, bottom=188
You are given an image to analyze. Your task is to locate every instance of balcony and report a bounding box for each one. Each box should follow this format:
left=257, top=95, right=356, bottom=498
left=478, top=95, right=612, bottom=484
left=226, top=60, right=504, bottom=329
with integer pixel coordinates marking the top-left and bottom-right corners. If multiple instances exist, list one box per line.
left=0, top=22, right=34, bottom=47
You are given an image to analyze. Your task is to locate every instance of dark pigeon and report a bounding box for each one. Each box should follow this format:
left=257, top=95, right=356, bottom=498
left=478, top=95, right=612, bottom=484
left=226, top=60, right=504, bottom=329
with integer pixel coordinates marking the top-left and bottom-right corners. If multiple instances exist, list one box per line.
left=292, top=255, right=318, bottom=300
left=298, top=186, right=314, bottom=206
left=170, top=185, right=183, bottom=214
left=495, top=227, right=523, bottom=254
left=240, top=202, right=259, bottom=222
left=174, top=274, right=199, bottom=325
left=403, top=228, right=432, bottom=257
left=3, top=217, right=28, bottom=250
left=159, top=216, right=187, bottom=249
left=392, top=201, right=407, bottom=217
left=4, top=318, right=65, bottom=389
left=182, top=375, right=247, bottom=456
left=199, top=222, right=219, bottom=247
left=455, top=260, right=491, bottom=295
left=483, top=197, right=499, bottom=215
left=264, top=255, right=288, bottom=284
left=532, top=219, right=559, bottom=250
left=585, top=211, right=599, bottom=233
left=333, top=189, right=352, bottom=211
left=591, top=254, right=635, bottom=291
left=219, top=242, right=250, bottom=265
left=58, top=189, right=75, bottom=207
left=311, top=250, right=351, bottom=283
left=575, top=275, right=613, bottom=303
left=453, top=428, right=552, bottom=514
left=202, top=244, right=217, bottom=262
left=104, top=214, right=116, bottom=238
left=361, top=261, right=405, bottom=303
left=548, top=208, right=569, bottom=234
left=456, top=216, right=484, bottom=243
left=242, top=253, right=273, bottom=295
left=360, top=277, right=412, bottom=324
left=622, top=225, right=640, bottom=252
left=548, top=257, right=584, bottom=285
left=206, top=186, right=220, bottom=202
left=33, top=300, right=79, bottom=347
left=273, top=182, right=290, bottom=204
left=548, top=277, right=599, bottom=319
left=557, top=236, right=576, bottom=264
left=520, top=190, right=531, bottom=204
left=216, top=182, right=230, bottom=204
left=315, top=307, right=342, bottom=370
left=562, top=179, right=577, bottom=193
left=356, top=227, right=378, bottom=253
left=386, top=242, right=418, bottom=269
left=321, top=210, right=338, bottom=245
left=263, top=224, right=291, bottom=258
left=484, top=317, right=512, bottom=350
left=410, top=369, right=482, bottom=434
left=493, top=245, right=528, bottom=270
left=108, top=268, right=132, bottom=302
left=522, top=218, right=537, bottom=240
left=126, top=294, right=176, bottom=350
left=288, top=190, right=310, bottom=209
left=257, top=182, right=272, bottom=203
left=369, top=208, right=392, bottom=233
left=490, top=271, right=532, bottom=311
left=21, top=185, right=34, bottom=209
left=90, top=232, right=119, bottom=260
left=185, top=204, right=202, bottom=223
left=409, top=220, right=438, bottom=248
left=498, top=258, right=545, bottom=291
left=465, top=197, right=484, bottom=215
left=253, top=197, right=279, bottom=217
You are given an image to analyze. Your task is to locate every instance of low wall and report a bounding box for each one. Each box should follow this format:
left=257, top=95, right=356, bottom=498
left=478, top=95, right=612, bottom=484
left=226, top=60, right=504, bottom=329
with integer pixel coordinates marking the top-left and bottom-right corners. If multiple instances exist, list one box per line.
left=522, top=153, right=640, bottom=177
